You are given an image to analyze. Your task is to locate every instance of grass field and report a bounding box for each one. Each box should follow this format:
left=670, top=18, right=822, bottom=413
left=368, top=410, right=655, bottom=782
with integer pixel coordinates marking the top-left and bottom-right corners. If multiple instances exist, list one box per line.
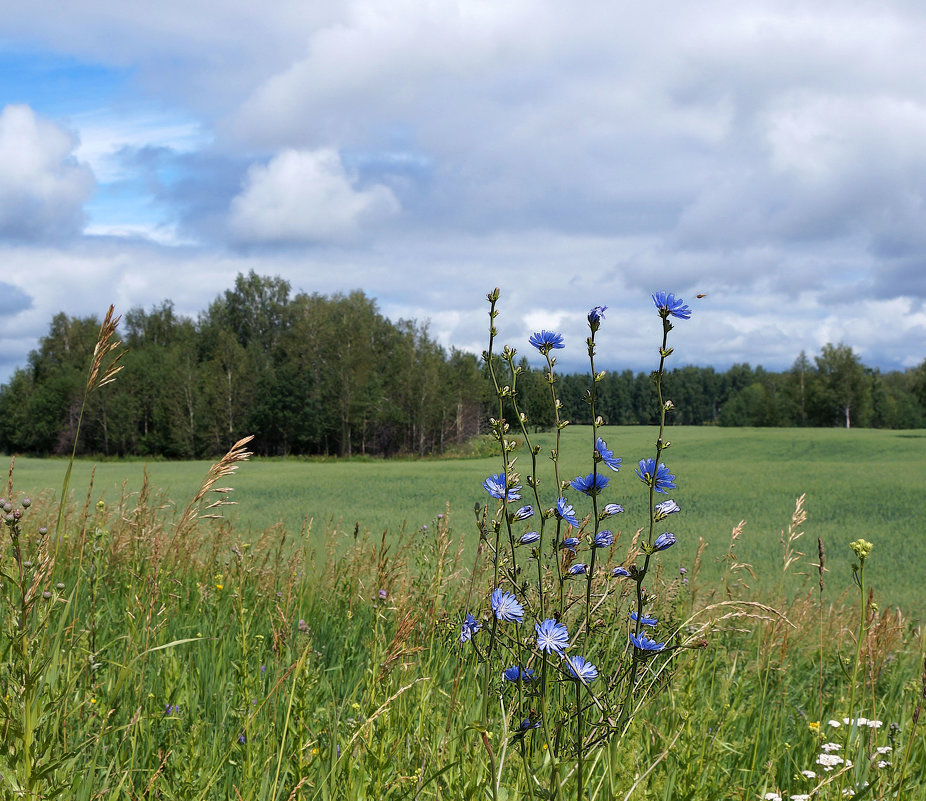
left=1, top=424, right=924, bottom=799
left=8, top=425, right=926, bottom=616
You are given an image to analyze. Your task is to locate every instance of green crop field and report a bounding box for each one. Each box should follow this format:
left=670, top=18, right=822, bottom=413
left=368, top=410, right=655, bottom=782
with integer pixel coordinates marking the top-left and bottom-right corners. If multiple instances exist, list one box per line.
left=7, top=424, right=925, bottom=617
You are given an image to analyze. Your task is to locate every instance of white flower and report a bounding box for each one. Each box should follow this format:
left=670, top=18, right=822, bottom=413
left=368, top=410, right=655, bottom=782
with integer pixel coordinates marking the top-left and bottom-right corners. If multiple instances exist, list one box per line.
left=867, top=719, right=883, bottom=728
left=877, top=760, right=891, bottom=768
left=842, top=790, right=855, bottom=798
left=828, top=719, right=842, bottom=727
left=800, top=769, right=817, bottom=779
left=821, top=742, right=842, bottom=752
left=792, top=795, right=811, bottom=801
left=763, top=794, right=781, bottom=801
left=875, top=746, right=892, bottom=755
left=817, top=753, right=844, bottom=770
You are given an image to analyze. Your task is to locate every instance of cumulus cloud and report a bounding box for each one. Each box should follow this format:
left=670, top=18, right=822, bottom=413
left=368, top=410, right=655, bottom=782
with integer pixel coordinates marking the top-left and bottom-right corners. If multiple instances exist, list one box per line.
left=228, top=148, right=399, bottom=245
left=0, top=104, right=95, bottom=240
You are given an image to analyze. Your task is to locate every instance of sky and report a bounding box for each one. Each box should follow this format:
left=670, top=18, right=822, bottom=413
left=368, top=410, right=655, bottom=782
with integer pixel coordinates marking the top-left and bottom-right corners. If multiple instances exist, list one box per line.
left=2, top=0, right=926, bottom=383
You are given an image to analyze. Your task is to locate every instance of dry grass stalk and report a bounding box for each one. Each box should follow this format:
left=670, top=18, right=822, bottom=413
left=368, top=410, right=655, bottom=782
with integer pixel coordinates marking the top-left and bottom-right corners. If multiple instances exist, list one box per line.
left=174, top=435, right=254, bottom=538
left=781, top=493, right=808, bottom=575
left=87, top=305, right=127, bottom=392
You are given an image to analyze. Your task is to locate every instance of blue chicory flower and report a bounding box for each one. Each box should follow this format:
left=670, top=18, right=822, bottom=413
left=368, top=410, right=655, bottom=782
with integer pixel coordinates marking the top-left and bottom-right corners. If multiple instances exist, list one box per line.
left=596, top=437, right=622, bottom=471
left=460, top=612, right=482, bottom=643
left=593, top=530, right=614, bottom=548
left=535, top=618, right=569, bottom=655
left=529, top=330, right=565, bottom=353
left=601, top=503, right=624, bottom=517
left=491, top=588, right=524, bottom=623
left=570, top=473, right=609, bottom=496
left=630, top=611, right=658, bottom=627
left=636, top=459, right=677, bottom=494
left=653, top=499, right=680, bottom=521
left=484, top=473, right=521, bottom=502
left=568, top=563, right=588, bottom=576
left=652, top=291, right=692, bottom=320
left=560, top=536, right=580, bottom=553
left=513, top=505, right=534, bottom=521
left=588, top=306, right=607, bottom=327
left=612, top=566, right=631, bottom=577
left=555, top=497, right=580, bottom=527
left=503, top=665, right=536, bottom=683
left=653, top=532, right=677, bottom=551
left=629, top=632, right=667, bottom=652
left=519, top=718, right=541, bottom=730
left=565, top=655, right=598, bottom=683
left=518, top=531, right=540, bottom=545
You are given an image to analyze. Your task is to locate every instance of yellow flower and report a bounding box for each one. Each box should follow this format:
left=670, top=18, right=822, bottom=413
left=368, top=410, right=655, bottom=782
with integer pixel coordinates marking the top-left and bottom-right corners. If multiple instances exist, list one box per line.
left=215, top=583, right=223, bottom=591
left=809, top=721, right=820, bottom=732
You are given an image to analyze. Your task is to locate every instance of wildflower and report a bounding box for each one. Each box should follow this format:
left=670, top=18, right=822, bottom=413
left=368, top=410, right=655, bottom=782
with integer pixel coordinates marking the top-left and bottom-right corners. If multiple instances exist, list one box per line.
left=565, top=655, right=598, bottom=683
left=518, top=531, right=540, bottom=545
left=636, top=459, right=676, bottom=494
left=629, top=632, right=666, bottom=652
left=792, top=795, right=811, bottom=801
left=821, top=742, right=841, bottom=752
left=555, top=497, right=580, bottom=527
left=827, top=719, right=842, bottom=728
left=653, top=532, right=677, bottom=551
left=808, top=721, right=820, bottom=732
left=484, top=473, right=521, bottom=502
left=601, top=503, right=624, bottom=517
left=460, top=613, right=482, bottom=643
left=587, top=305, right=607, bottom=328
left=535, top=618, right=569, bottom=655
left=490, top=589, right=524, bottom=623
left=568, top=563, right=588, bottom=576
left=816, top=753, right=844, bottom=770
left=653, top=499, right=680, bottom=521
left=849, top=539, right=873, bottom=561
left=298, top=619, right=309, bottom=633
left=876, top=760, right=891, bottom=768
left=612, top=567, right=631, bottom=577
left=630, top=611, right=658, bottom=627
left=560, top=536, right=580, bottom=553
left=529, top=330, right=565, bottom=353
left=763, top=794, right=782, bottom=801
left=503, top=665, right=536, bottom=683
left=378, top=589, right=387, bottom=600
left=513, top=505, right=534, bottom=520
left=593, top=530, right=613, bottom=548
left=238, top=733, right=247, bottom=744
left=867, top=719, right=883, bottom=728
left=875, top=746, right=892, bottom=755
left=652, top=291, right=692, bottom=320
left=519, top=718, right=541, bottom=730
left=595, top=438, right=621, bottom=471
left=679, top=567, right=687, bottom=575
left=570, top=473, right=609, bottom=496
left=165, top=704, right=180, bottom=715
left=800, top=770, right=817, bottom=779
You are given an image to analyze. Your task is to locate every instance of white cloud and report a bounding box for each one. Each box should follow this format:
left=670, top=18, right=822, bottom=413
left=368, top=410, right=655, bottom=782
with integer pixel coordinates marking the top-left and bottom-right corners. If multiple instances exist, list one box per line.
left=228, top=148, right=399, bottom=245
left=0, top=104, right=95, bottom=240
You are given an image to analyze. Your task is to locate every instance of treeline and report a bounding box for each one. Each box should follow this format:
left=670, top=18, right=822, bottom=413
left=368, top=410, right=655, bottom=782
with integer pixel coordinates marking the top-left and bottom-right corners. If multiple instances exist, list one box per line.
left=0, top=272, right=487, bottom=458
left=2, top=273, right=925, bottom=459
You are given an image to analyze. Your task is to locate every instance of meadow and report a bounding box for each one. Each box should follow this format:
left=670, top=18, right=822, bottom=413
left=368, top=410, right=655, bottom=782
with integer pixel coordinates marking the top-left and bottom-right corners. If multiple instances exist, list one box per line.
left=9, top=424, right=926, bottom=615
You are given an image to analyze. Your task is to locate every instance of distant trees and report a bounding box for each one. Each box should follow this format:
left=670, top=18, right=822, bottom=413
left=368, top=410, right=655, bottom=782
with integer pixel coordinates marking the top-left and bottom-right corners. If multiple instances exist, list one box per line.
left=1, top=280, right=924, bottom=459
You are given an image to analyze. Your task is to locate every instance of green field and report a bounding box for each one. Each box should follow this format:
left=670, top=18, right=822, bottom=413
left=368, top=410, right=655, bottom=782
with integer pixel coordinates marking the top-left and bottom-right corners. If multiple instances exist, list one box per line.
left=7, top=424, right=925, bottom=616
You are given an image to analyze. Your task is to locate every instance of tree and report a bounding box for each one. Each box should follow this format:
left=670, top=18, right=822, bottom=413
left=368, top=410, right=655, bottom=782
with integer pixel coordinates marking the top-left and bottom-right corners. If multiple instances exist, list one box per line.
left=813, top=343, right=872, bottom=428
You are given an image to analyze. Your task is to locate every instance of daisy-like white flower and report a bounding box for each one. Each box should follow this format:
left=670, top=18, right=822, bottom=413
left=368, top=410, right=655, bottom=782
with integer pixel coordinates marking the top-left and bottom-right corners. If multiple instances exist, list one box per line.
left=817, top=753, right=844, bottom=770
left=763, top=793, right=781, bottom=801
left=518, top=531, right=540, bottom=545
left=800, top=770, right=817, bottom=779
left=875, top=746, right=892, bottom=755
left=876, top=760, right=891, bottom=768
left=565, top=655, right=598, bottom=683
left=827, top=719, right=842, bottom=728
left=483, top=473, right=521, bottom=502
left=792, top=795, right=811, bottom=801
left=490, top=588, right=524, bottom=623
left=595, top=437, right=622, bottom=471
left=529, top=330, right=565, bottom=354
left=555, top=497, right=580, bottom=527
left=535, top=618, right=569, bottom=655
left=821, top=742, right=841, bottom=752
left=867, top=719, right=883, bottom=728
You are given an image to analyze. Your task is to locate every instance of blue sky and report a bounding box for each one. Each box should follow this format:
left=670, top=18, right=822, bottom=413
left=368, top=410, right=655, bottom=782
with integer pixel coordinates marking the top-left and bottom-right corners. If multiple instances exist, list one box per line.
left=2, top=0, right=926, bottom=384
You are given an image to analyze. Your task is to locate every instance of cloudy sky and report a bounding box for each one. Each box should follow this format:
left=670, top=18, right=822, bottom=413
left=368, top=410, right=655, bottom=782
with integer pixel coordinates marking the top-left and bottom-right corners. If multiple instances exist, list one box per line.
left=2, top=0, right=926, bottom=382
